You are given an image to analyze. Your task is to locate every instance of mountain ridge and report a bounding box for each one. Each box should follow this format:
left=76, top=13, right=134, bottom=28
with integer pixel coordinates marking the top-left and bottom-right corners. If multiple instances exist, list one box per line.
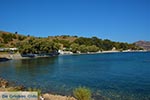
left=134, top=40, right=150, bottom=50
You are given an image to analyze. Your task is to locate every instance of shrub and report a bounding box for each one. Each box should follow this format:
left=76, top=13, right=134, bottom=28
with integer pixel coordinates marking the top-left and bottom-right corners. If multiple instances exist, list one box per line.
left=73, top=87, right=92, bottom=100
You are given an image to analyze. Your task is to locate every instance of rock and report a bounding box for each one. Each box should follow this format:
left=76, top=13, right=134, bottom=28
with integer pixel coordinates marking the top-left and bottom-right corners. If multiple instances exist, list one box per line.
left=43, top=93, right=77, bottom=100
left=0, top=79, right=8, bottom=88
left=14, top=85, right=25, bottom=91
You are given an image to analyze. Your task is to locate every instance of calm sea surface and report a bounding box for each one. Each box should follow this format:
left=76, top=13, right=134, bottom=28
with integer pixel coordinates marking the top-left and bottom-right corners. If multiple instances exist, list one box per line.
left=0, top=52, right=150, bottom=100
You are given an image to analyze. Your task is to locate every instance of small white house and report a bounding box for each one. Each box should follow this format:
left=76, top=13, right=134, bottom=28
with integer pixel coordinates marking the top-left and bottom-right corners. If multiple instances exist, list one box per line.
left=9, top=48, right=18, bottom=51
left=0, top=48, right=18, bottom=51
left=58, top=50, right=73, bottom=55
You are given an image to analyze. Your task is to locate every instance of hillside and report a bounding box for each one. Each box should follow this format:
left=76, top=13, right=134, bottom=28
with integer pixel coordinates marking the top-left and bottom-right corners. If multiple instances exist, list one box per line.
left=0, top=31, right=77, bottom=48
left=134, top=41, right=150, bottom=50
left=0, top=30, right=142, bottom=54
left=0, top=31, right=28, bottom=47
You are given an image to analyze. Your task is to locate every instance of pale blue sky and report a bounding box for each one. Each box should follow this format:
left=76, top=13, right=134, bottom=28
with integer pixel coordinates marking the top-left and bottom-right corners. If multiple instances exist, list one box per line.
left=0, top=0, right=150, bottom=43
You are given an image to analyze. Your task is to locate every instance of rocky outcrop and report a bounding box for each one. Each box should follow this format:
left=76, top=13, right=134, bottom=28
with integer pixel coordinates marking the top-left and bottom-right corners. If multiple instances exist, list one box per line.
left=0, top=52, right=22, bottom=60
left=0, top=77, right=25, bottom=91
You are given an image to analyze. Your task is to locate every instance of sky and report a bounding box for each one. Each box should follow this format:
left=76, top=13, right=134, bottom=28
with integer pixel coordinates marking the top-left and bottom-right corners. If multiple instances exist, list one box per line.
left=0, top=0, right=150, bottom=43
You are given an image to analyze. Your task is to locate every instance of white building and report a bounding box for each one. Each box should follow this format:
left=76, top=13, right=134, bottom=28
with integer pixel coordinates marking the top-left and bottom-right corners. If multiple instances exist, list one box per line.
left=0, top=48, right=18, bottom=51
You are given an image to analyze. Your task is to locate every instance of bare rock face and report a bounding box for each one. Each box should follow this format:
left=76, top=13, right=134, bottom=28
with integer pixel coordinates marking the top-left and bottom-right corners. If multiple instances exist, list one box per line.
left=43, top=93, right=77, bottom=100
left=134, top=41, right=150, bottom=50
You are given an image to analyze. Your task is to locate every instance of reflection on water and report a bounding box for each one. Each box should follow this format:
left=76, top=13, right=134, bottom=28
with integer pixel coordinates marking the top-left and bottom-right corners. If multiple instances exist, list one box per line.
left=15, top=57, right=57, bottom=76
left=0, top=57, right=58, bottom=87
left=0, top=52, right=150, bottom=100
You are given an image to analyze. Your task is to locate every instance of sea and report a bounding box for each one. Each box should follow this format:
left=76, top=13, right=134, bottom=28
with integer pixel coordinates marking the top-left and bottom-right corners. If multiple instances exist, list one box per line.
left=0, top=52, right=150, bottom=100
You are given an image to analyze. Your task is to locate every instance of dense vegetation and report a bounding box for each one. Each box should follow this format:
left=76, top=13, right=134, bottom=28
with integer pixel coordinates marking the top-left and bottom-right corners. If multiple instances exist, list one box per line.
left=0, top=31, right=142, bottom=54
left=16, top=38, right=60, bottom=54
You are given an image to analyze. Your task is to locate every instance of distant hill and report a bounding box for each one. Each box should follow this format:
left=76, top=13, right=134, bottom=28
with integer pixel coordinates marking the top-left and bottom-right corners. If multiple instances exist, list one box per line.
left=134, top=41, right=150, bottom=50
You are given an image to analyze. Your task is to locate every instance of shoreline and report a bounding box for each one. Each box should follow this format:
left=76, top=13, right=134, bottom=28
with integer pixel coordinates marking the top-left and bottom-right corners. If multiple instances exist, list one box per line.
left=0, top=77, right=108, bottom=100
left=0, top=52, right=59, bottom=60
left=0, top=77, right=77, bottom=100
left=59, top=50, right=149, bottom=56
left=0, top=50, right=149, bottom=61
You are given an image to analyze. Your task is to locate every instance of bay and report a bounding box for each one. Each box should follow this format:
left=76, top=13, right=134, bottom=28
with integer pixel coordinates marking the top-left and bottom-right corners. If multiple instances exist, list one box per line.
left=0, top=52, right=150, bottom=100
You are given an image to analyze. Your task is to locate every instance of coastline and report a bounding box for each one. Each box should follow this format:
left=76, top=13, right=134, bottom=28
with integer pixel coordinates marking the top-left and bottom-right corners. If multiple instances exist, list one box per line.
left=0, top=77, right=108, bottom=100
left=59, top=50, right=149, bottom=56
left=0, top=52, right=59, bottom=60
left=0, top=50, right=149, bottom=60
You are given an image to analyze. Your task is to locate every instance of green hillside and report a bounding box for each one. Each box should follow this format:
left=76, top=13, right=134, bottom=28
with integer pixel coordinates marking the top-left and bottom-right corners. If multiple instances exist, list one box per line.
left=0, top=30, right=142, bottom=54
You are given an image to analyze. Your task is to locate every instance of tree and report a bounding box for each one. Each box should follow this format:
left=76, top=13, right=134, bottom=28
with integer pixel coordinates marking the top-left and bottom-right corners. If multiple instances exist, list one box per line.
left=91, top=36, right=103, bottom=47
left=19, top=42, right=33, bottom=54
left=102, top=39, right=113, bottom=50
left=119, top=43, right=128, bottom=50
left=74, top=37, right=93, bottom=46
left=87, top=45, right=99, bottom=52
left=79, top=45, right=88, bottom=53
left=113, top=42, right=120, bottom=50
left=1, top=34, right=13, bottom=43
left=18, top=38, right=61, bottom=54
left=18, top=35, right=26, bottom=41
left=70, top=43, right=79, bottom=53
left=15, top=32, right=18, bottom=34
left=59, top=40, right=70, bottom=48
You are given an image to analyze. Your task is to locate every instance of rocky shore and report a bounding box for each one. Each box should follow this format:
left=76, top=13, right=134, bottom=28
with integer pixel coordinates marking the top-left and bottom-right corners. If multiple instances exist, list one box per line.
left=0, top=50, right=149, bottom=61
left=42, top=94, right=76, bottom=100
left=0, top=52, right=22, bottom=60
left=0, top=77, right=76, bottom=100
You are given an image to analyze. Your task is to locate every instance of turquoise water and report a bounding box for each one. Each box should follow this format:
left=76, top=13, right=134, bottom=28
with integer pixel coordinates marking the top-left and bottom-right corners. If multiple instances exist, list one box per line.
left=0, top=52, right=150, bottom=100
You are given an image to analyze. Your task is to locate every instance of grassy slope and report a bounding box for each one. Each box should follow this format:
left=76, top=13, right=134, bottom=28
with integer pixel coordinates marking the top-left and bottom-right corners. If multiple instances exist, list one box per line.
left=0, top=30, right=77, bottom=48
